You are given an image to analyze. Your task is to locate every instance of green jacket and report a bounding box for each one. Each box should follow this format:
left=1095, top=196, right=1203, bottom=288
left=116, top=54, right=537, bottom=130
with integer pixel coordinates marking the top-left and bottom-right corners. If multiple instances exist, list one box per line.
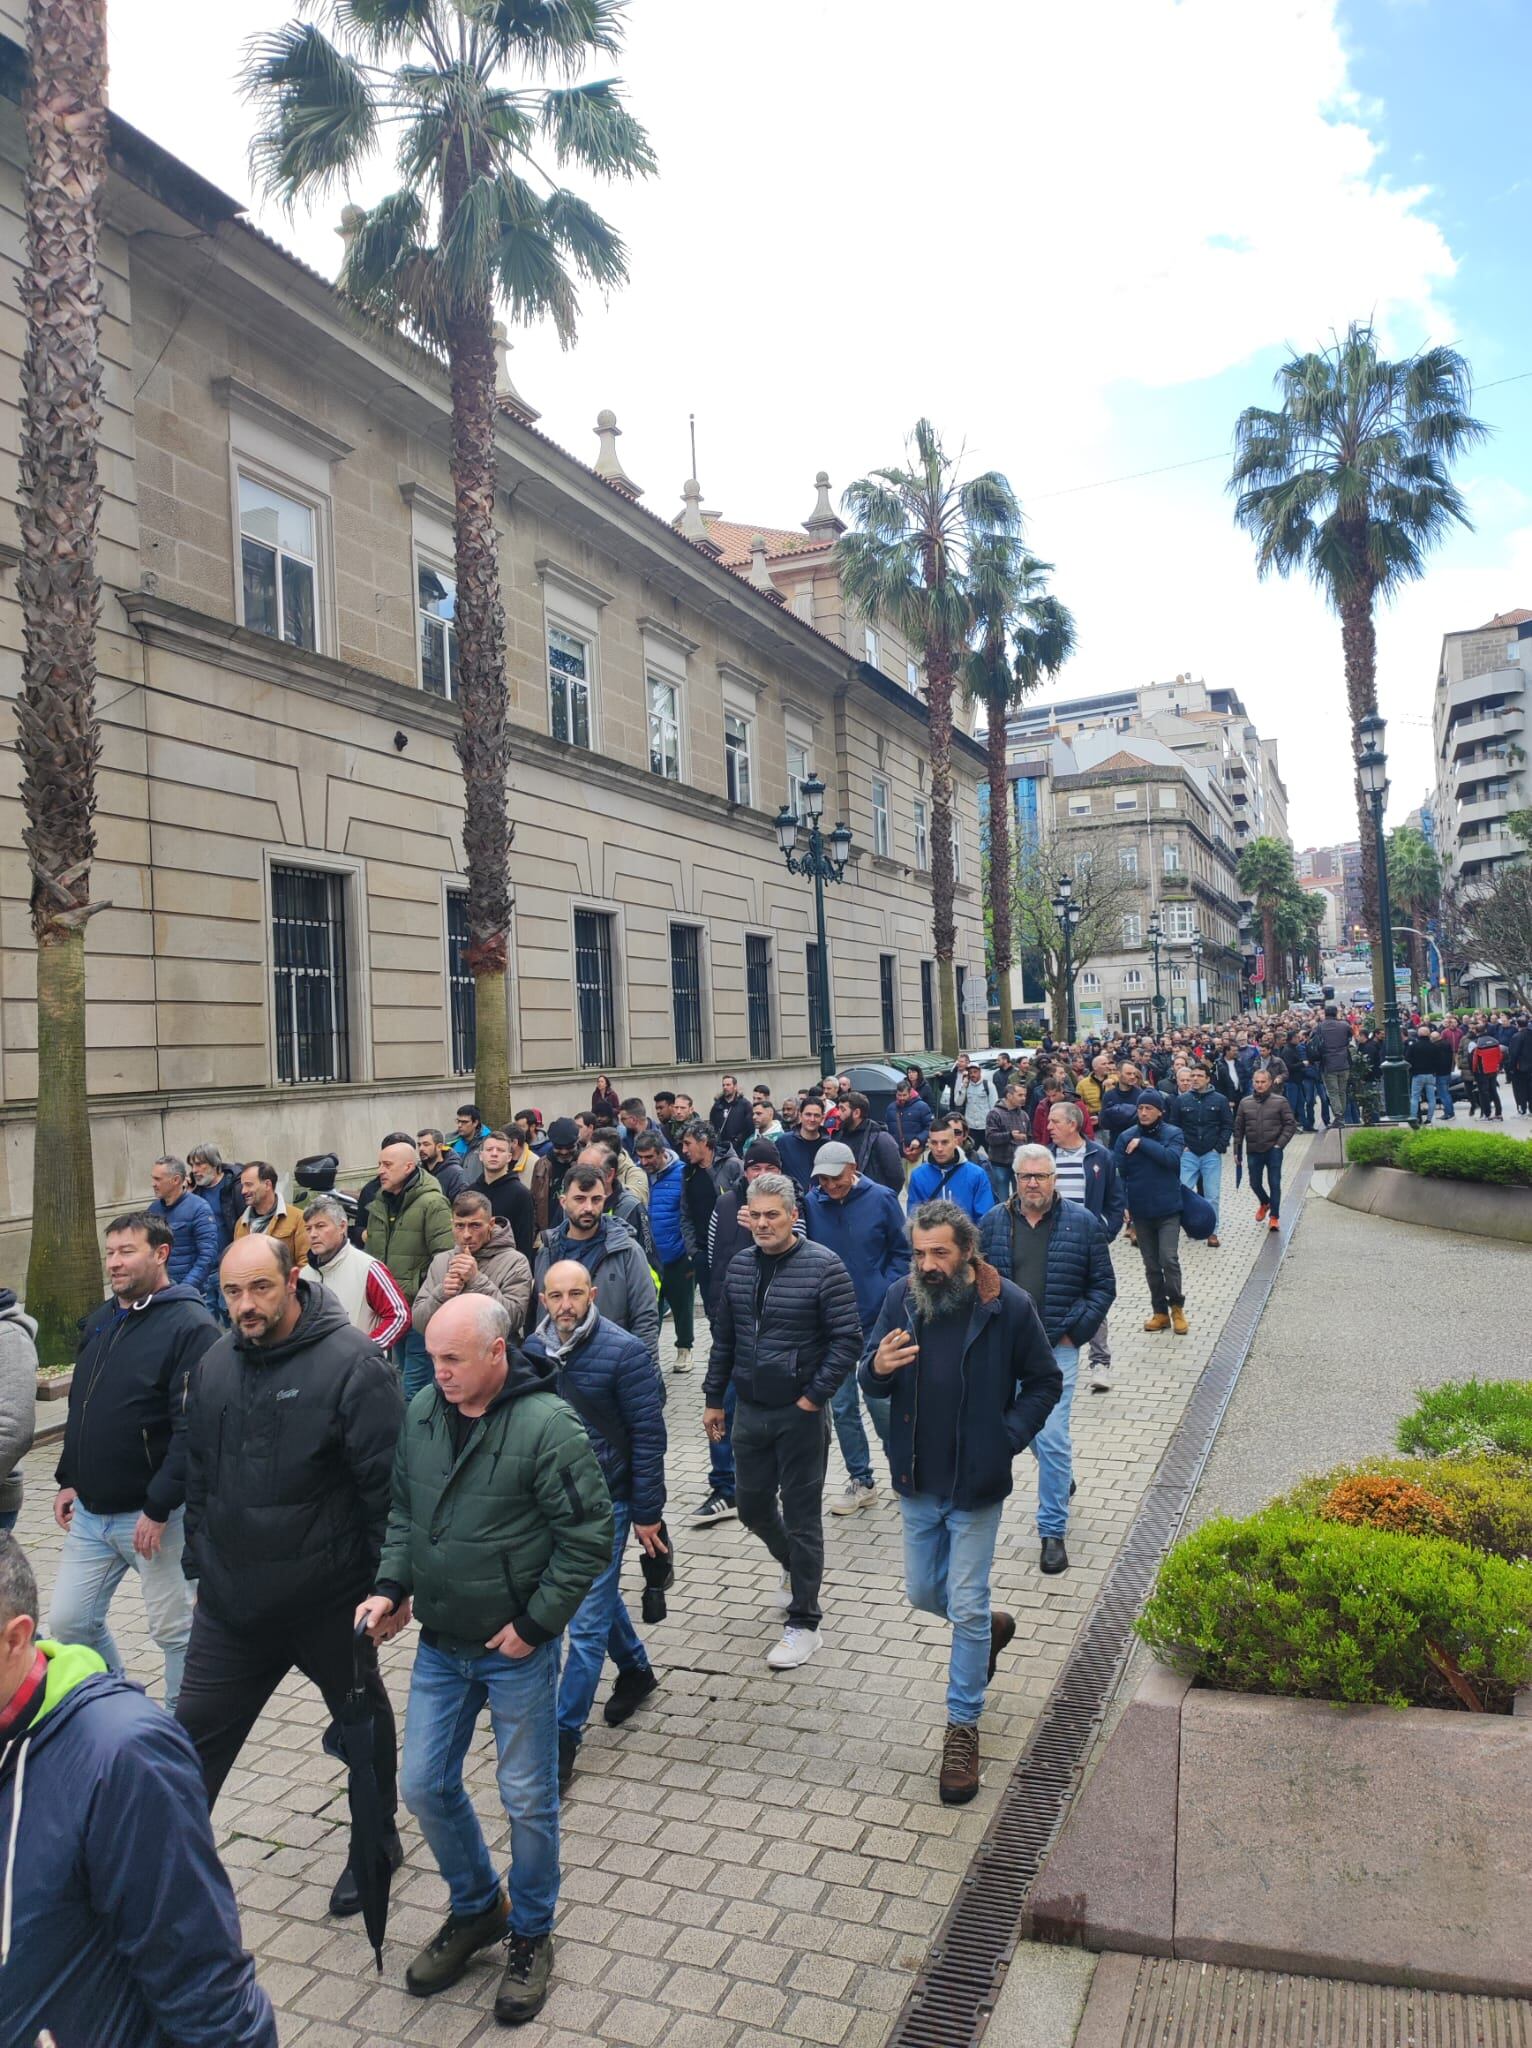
left=377, top=1350, right=613, bottom=1648
left=365, top=1170, right=454, bottom=1304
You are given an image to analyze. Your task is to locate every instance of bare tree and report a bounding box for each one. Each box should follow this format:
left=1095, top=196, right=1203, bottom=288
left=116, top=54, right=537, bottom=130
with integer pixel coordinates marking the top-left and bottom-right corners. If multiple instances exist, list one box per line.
left=1013, top=827, right=1144, bottom=1036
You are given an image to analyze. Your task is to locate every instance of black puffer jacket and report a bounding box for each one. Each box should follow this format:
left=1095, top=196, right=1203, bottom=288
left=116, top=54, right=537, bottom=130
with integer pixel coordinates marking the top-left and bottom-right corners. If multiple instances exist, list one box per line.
left=182, top=1283, right=404, bottom=1627
left=704, top=1237, right=862, bottom=1410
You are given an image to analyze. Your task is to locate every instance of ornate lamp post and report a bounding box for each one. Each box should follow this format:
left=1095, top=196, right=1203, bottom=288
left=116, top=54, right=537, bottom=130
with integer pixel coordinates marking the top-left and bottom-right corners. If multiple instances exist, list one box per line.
left=775, top=773, right=851, bottom=1079
left=1357, top=714, right=1409, bottom=1119
left=1050, top=872, right=1084, bottom=1042
left=1190, top=930, right=1204, bottom=1028
left=1147, top=912, right=1167, bottom=1027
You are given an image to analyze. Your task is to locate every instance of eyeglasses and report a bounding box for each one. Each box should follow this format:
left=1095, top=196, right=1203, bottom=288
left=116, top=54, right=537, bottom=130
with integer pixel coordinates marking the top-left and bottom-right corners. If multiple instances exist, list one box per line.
left=1017, top=1171, right=1055, bottom=1181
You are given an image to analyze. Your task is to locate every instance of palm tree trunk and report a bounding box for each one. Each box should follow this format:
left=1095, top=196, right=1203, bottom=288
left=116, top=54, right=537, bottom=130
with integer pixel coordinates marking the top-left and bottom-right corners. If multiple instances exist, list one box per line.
left=17, top=0, right=108, bottom=1362
left=1260, top=902, right=1277, bottom=1009
left=1339, top=585, right=1384, bottom=1008
left=926, top=644, right=960, bottom=1057
left=985, top=698, right=1012, bottom=991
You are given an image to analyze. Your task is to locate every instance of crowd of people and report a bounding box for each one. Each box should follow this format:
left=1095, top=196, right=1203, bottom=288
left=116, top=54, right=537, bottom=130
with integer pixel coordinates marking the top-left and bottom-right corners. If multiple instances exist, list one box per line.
left=2, top=1002, right=1527, bottom=2042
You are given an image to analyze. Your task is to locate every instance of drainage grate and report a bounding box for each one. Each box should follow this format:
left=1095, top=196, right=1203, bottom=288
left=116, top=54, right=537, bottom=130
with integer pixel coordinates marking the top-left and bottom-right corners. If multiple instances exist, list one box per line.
left=885, top=1160, right=1317, bottom=2048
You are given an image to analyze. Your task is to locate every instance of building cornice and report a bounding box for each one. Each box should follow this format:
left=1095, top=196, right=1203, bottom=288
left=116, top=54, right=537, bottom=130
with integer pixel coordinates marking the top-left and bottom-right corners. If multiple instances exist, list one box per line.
left=213, top=376, right=352, bottom=464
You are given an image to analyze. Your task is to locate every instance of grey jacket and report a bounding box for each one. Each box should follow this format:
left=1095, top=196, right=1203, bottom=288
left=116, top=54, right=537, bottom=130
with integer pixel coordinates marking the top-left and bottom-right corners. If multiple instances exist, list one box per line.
left=412, top=1224, right=534, bottom=1339
left=0, top=1292, right=38, bottom=1516
left=533, top=1213, right=660, bottom=1367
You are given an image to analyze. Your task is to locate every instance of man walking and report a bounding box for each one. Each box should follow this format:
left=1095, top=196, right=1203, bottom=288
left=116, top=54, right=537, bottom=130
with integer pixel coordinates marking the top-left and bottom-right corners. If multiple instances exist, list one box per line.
left=147, top=1155, right=220, bottom=1296
left=1233, top=1067, right=1298, bottom=1232
left=838, top=1091, right=906, bottom=1193
left=804, top=1142, right=910, bottom=1515
left=451, top=1104, right=491, bottom=1167
left=176, top=1235, right=405, bottom=1920
left=906, top=1118, right=996, bottom=1223
left=776, top=1093, right=829, bottom=1190
left=418, top=1128, right=468, bottom=1202
left=1313, top=1004, right=1353, bottom=1126
left=634, top=1128, right=693, bottom=1373
left=703, top=1174, right=862, bottom=1670
left=50, top=1212, right=218, bottom=1710
left=709, top=1074, right=753, bottom=1153
left=1174, top=1061, right=1234, bottom=1248
left=234, top=1160, right=310, bottom=1267
left=1112, top=1090, right=1189, bottom=1332
left=678, top=1120, right=743, bottom=1311
left=533, top=1164, right=660, bottom=1366
left=861, top=1201, right=1060, bottom=1803
left=978, top=1149, right=1114, bottom=1576
left=304, top=1194, right=410, bottom=1347
left=522, top=1261, right=667, bottom=1792
left=1047, top=1100, right=1124, bottom=1392
left=1471, top=1032, right=1506, bottom=1119
left=415, top=1189, right=534, bottom=1341
left=887, top=1078, right=934, bottom=1164
left=577, top=1137, right=657, bottom=1265
left=985, top=1080, right=1030, bottom=1204
left=357, top=1295, right=610, bottom=2027
left=465, top=1126, right=537, bottom=1257
left=366, top=1137, right=456, bottom=1397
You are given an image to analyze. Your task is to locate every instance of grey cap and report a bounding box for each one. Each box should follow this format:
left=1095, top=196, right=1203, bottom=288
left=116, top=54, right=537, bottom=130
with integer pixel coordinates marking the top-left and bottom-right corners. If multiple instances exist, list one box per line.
left=810, top=1141, right=857, bottom=1177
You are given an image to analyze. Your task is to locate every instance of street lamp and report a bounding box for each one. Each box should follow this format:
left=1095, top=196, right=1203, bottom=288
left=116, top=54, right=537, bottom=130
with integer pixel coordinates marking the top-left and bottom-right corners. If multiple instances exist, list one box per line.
left=1190, top=930, right=1204, bottom=1028
left=1050, top=871, right=1084, bottom=1041
left=1357, top=713, right=1409, bottom=1118
left=775, top=773, right=852, bottom=1078
left=1147, top=912, right=1167, bottom=1027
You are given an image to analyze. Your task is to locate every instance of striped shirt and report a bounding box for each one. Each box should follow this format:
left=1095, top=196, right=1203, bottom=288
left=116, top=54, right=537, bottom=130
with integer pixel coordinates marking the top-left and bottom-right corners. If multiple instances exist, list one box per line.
left=1053, top=1147, right=1089, bottom=1208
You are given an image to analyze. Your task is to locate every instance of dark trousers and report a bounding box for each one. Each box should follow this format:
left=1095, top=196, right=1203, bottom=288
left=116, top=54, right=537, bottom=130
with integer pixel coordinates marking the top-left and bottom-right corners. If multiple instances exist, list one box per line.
left=1512, top=1070, right=1531, bottom=1115
left=1476, top=1073, right=1503, bottom=1118
left=658, top=1258, right=695, bottom=1350
left=1247, top=1146, right=1283, bottom=1218
left=731, top=1397, right=830, bottom=1630
left=176, top=1599, right=397, bottom=1816
left=1136, top=1214, right=1183, bottom=1312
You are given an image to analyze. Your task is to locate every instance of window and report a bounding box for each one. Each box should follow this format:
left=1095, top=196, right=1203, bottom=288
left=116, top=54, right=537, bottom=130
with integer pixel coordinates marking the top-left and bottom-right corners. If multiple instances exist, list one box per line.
left=670, top=924, right=703, bottom=1063
left=919, top=960, right=936, bottom=1050
left=648, top=674, right=682, bottom=781
left=913, top=798, right=931, bottom=870
left=879, top=954, right=897, bottom=1051
left=1114, top=791, right=1137, bottom=812
left=725, top=711, right=753, bottom=806
left=549, top=626, right=592, bottom=749
left=1068, top=795, right=1091, bottom=816
left=955, top=964, right=967, bottom=1023
left=907, top=659, right=919, bottom=691
left=573, top=909, right=616, bottom=1068
left=1163, top=841, right=1182, bottom=872
left=871, top=776, right=892, bottom=858
left=1119, top=844, right=1139, bottom=876
left=445, top=890, right=476, bottom=1077
left=1163, top=902, right=1195, bottom=940
left=1081, top=971, right=1100, bottom=992
left=787, top=738, right=810, bottom=818
left=864, top=626, right=879, bottom=666
left=1124, top=968, right=1143, bottom=990
left=418, top=559, right=458, bottom=698
left=240, top=476, right=317, bottom=650
left=271, top=864, right=350, bottom=1084
left=1075, top=851, right=1093, bottom=879
left=806, top=942, right=825, bottom=1054
left=1122, top=912, right=1143, bottom=946
left=746, top=934, right=774, bottom=1060
left=1158, top=788, right=1177, bottom=810
left=1172, top=964, right=1185, bottom=984
left=951, top=820, right=963, bottom=883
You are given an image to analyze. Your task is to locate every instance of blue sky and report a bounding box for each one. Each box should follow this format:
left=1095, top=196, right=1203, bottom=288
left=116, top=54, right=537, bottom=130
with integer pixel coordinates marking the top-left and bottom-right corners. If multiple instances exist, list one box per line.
left=108, top=0, right=1532, bottom=848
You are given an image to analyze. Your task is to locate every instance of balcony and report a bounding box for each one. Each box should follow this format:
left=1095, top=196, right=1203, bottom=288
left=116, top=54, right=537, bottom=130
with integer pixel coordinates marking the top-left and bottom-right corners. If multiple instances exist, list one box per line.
left=1456, top=792, right=1517, bottom=829
left=1447, top=703, right=1525, bottom=759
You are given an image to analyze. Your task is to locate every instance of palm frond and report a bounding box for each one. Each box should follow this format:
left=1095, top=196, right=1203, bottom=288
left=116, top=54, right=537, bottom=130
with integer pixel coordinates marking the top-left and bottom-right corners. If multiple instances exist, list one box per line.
left=541, top=187, right=628, bottom=286
left=244, top=21, right=378, bottom=205
left=470, top=0, right=624, bottom=72
left=541, top=78, right=656, bottom=177
left=326, top=0, right=439, bottom=61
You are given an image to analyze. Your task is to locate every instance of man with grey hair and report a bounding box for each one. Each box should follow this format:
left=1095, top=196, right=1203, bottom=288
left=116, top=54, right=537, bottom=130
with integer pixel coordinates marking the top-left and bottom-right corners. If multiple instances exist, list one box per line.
left=862, top=1199, right=1061, bottom=1805
left=1047, top=1099, right=1124, bottom=1393
left=703, top=1172, right=863, bottom=1671
left=304, top=1194, right=410, bottom=1346
left=148, top=1153, right=220, bottom=1295
left=187, top=1143, right=244, bottom=1315
left=0, top=1534, right=278, bottom=2047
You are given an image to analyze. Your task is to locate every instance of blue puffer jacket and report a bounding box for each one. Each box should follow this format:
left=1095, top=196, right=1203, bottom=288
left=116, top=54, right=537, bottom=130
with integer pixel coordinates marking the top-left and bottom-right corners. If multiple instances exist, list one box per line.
left=885, top=1096, right=934, bottom=1151
left=1111, top=1118, right=1186, bottom=1221
left=1097, top=1086, right=1144, bottom=1140
left=521, top=1310, right=667, bottom=1526
left=1173, top=1088, right=1234, bottom=1155
left=978, top=1195, right=1116, bottom=1345
left=641, top=1152, right=686, bottom=1264
left=803, top=1176, right=912, bottom=1331
left=906, top=1155, right=995, bottom=1222
left=147, top=1190, right=220, bottom=1292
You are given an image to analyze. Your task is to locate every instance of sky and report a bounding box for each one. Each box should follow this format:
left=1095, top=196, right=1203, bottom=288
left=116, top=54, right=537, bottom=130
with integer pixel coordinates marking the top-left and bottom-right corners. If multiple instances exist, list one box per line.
left=104, top=0, right=1532, bottom=849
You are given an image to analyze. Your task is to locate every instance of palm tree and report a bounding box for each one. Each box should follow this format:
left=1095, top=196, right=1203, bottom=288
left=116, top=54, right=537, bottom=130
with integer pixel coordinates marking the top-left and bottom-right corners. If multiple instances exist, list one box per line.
left=15, top=0, right=110, bottom=1363
left=1237, top=836, right=1294, bottom=1008
left=245, top=0, right=654, bottom=1124
left=1229, top=322, right=1484, bottom=1008
left=1386, top=824, right=1441, bottom=1004
left=838, top=421, right=1021, bottom=1055
left=962, top=543, right=1074, bottom=1006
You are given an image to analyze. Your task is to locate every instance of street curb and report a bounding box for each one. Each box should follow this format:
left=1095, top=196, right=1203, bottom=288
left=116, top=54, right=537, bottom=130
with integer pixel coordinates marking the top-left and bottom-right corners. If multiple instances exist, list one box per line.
left=1330, top=1163, right=1532, bottom=1243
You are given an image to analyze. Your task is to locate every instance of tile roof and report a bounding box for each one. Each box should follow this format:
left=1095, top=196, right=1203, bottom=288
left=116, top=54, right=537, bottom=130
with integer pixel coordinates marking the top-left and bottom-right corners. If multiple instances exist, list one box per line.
left=1480, top=608, right=1532, bottom=627
left=699, top=517, right=830, bottom=569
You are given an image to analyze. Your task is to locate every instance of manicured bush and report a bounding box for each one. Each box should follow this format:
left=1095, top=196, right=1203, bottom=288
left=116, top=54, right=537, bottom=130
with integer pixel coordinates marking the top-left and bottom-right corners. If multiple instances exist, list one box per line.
left=1400, top=1128, right=1532, bottom=1186
left=1345, top=1126, right=1409, bottom=1167
left=1285, top=1456, right=1532, bottom=1561
left=1318, top=1474, right=1460, bottom=1540
left=1397, top=1379, right=1532, bottom=1461
left=1136, top=1507, right=1532, bottom=1710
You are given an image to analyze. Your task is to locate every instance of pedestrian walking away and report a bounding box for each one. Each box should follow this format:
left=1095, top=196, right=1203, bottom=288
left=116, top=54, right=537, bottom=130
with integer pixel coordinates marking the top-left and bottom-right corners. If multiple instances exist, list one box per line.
left=1047, top=1100, right=1125, bottom=1391
left=1233, top=1068, right=1298, bottom=1232
left=358, top=1294, right=611, bottom=2028
left=174, top=1234, right=405, bottom=1921
left=703, top=1173, right=863, bottom=1670
left=1111, top=1090, right=1189, bottom=1334
left=1312, top=1005, right=1354, bottom=1126
left=49, top=1211, right=219, bottom=1710
left=0, top=1535, right=278, bottom=2048
left=861, top=1200, right=1061, bottom=1804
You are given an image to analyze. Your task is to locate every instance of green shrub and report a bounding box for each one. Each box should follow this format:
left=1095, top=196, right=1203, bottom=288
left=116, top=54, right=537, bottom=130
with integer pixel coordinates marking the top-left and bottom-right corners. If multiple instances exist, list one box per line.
left=1346, top=1126, right=1409, bottom=1167
left=1319, top=1474, right=1460, bottom=1539
left=1285, top=1455, right=1532, bottom=1561
left=1135, top=1507, right=1532, bottom=1709
left=1400, top=1128, right=1532, bottom=1186
left=1397, top=1379, right=1532, bottom=1460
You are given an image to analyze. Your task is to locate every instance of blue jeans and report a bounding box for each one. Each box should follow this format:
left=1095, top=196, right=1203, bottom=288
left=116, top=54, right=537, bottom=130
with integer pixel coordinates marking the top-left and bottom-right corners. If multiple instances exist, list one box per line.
left=1411, top=1074, right=1455, bottom=1120
left=558, top=1501, right=649, bottom=1744
left=400, top=1328, right=433, bottom=1400
left=829, top=1371, right=889, bottom=1488
left=1247, top=1147, right=1283, bottom=1218
left=901, top=1494, right=1004, bottom=1726
left=1179, top=1147, right=1222, bottom=1226
left=1029, top=1341, right=1080, bottom=1538
left=986, top=1159, right=1013, bottom=1204
left=48, top=1503, right=194, bottom=1709
left=709, top=1379, right=738, bottom=1498
left=400, top=1637, right=561, bottom=1939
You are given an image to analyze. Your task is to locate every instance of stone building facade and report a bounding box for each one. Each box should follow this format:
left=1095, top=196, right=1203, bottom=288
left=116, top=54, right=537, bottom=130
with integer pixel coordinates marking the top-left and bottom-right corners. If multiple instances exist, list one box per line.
left=0, top=65, right=983, bottom=1276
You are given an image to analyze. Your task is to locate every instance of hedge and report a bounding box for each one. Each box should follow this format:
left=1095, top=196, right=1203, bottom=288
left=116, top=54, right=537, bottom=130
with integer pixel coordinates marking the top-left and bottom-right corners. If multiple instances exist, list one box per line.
left=1344, top=1125, right=1532, bottom=1185
left=1397, top=1379, right=1532, bottom=1462
left=1284, top=1454, right=1532, bottom=1561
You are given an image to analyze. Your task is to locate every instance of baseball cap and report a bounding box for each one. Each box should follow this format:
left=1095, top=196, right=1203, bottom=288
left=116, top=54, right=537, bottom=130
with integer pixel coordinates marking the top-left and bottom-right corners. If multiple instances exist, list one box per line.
left=810, top=1141, right=857, bottom=1177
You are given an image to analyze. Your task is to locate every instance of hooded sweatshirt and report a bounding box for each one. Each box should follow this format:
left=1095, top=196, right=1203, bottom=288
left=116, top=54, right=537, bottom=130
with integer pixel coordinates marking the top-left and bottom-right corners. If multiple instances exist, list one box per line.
left=0, top=1292, right=38, bottom=1518
left=0, top=1641, right=275, bottom=2047
left=412, top=1223, right=535, bottom=1340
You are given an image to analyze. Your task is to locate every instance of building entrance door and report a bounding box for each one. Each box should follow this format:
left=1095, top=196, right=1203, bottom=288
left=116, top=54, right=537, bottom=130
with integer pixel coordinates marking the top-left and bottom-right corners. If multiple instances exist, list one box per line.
left=1122, top=1002, right=1150, bottom=1030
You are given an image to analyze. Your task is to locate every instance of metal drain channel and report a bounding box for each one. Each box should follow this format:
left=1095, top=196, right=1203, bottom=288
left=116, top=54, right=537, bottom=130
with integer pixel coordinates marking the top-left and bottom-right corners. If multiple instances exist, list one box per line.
left=886, top=1156, right=1318, bottom=2048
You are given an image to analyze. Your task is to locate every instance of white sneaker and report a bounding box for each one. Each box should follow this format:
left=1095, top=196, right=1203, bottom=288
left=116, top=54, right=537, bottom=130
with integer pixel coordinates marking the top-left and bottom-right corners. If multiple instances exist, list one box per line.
left=767, top=1625, right=820, bottom=1671
left=1088, top=1363, right=1113, bottom=1392
left=830, top=1478, right=877, bottom=1516
left=671, top=1347, right=693, bottom=1374
left=770, top=1569, right=791, bottom=1612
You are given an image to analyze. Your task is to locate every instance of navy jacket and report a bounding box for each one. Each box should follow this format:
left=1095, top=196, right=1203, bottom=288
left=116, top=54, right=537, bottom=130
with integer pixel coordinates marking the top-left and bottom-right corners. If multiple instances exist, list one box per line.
left=522, top=1311, right=666, bottom=1525
left=704, top=1237, right=862, bottom=1410
left=978, top=1195, right=1116, bottom=1345
left=1111, top=1119, right=1186, bottom=1221
left=859, top=1265, right=1062, bottom=1509
left=1050, top=1139, right=1125, bottom=1240
left=147, top=1189, right=219, bottom=1292
left=803, top=1176, right=912, bottom=1331
left=885, top=1096, right=934, bottom=1151
left=1096, top=1086, right=1144, bottom=1141
left=1173, top=1088, right=1234, bottom=1155
left=0, top=1649, right=275, bottom=2048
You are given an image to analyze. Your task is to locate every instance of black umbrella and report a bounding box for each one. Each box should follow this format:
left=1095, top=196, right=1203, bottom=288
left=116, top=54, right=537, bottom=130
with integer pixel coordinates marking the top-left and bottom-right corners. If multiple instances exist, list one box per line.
left=322, top=1623, right=396, bottom=1972
left=640, top=1519, right=675, bottom=1624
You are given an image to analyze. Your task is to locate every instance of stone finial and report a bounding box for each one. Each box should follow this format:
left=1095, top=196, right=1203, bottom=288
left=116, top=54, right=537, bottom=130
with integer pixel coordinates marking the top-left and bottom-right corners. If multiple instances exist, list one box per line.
left=336, top=204, right=365, bottom=279
left=803, top=469, right=845, bottom=540
left=678, top=477, right=723, bottom=557
left=493, top=320, right=541, bottom=425
left=747, top=534, right=774, bottom=591
left=593, top=408, right=642, bottom=499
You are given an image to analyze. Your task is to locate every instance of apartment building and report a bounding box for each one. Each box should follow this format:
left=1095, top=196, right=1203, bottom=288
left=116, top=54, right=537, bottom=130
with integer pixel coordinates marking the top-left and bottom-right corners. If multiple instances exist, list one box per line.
left=0, top=54, right=984, bottom=1274
left=1431, top=609, right=1532, bottom=892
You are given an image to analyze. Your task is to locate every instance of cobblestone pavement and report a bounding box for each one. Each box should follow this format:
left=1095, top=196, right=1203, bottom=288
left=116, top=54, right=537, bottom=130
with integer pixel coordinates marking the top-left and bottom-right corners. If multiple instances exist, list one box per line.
left=12, top=1146, right=1309, bottom=2048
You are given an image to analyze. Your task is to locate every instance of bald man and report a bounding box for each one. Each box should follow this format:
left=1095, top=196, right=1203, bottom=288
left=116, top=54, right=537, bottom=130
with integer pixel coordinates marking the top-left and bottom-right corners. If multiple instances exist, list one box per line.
left=175, top=1234, right=405, bottom=1919
left=365, top=1138, right=455, bottom=1398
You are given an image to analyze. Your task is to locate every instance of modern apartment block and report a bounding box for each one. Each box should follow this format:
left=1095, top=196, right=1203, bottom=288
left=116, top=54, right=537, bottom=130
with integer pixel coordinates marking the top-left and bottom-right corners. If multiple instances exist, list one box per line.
left=0, top=37, right=984, bottom=1276
left=1432, top=609, right=1532, bottom=892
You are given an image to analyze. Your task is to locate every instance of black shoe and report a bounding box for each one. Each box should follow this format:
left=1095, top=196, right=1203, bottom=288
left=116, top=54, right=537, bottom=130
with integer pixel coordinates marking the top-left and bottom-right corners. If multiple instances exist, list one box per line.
left=494, top=1932, right=554, bottom=2026
left=557, top=1728, right=577, bottom=1794
left=690, top=1489, right=737, bottom=1527
left=328, top=1827, right=403, bottom=1917
left=603, top=1665, right=659, bottom=1728
left=405, top=1893, right=510, bottom=1997
left=1039, top=1536, right=1070, bottom=1575
left=1069, top=1479, right=1077, bottom=1499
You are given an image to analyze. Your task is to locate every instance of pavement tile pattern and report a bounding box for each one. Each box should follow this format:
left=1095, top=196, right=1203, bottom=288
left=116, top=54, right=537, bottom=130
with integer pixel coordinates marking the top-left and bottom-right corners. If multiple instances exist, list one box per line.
left=12, top=1142, right=1309, bottom=2046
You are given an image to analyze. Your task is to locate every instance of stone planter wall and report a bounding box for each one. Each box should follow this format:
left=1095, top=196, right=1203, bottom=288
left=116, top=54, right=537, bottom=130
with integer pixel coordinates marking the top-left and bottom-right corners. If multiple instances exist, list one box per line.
left=1025, top=1662, right=1532, bottom=1996
left=1330, top=1163, right=1532, bottom=1243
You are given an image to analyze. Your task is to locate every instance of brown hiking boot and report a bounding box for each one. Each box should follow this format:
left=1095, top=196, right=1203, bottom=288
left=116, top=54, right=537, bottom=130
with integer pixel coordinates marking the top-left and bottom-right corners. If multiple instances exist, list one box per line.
left=1170, top=1306, right=1189, bottom=1336
left=1143, top=1312, right=1171, bottom=1332
left=939, top=1723, right=981, bottom=1805
left=1207, top=1234, right=1220, bottom=1248
left=987, top=1610, right=1016, bottom=1682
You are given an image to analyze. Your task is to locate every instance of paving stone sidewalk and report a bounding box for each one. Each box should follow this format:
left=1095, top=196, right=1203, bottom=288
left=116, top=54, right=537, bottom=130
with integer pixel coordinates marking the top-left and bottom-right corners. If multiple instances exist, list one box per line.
left=11, top=1146, right=1308, bottom=2048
